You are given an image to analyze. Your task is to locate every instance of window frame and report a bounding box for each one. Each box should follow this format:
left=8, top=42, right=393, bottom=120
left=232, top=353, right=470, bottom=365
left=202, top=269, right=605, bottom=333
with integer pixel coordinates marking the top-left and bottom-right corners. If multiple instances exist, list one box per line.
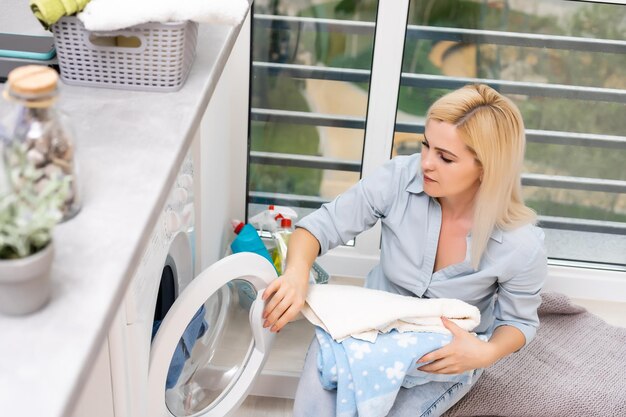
left=248, top=0, right=626, bottom=300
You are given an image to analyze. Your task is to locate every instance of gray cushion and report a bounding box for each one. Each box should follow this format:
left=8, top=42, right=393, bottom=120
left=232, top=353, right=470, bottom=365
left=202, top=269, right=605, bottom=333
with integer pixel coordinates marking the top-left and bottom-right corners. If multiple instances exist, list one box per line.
left=444, top=292, right=626, bottom=417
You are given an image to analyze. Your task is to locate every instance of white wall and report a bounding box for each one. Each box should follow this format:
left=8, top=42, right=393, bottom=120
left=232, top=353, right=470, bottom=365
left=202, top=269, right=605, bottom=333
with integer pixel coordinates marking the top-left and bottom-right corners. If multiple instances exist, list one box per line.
left=197, top=14, right=251, bottom=271
left=4, top=0, right=50, bottom=35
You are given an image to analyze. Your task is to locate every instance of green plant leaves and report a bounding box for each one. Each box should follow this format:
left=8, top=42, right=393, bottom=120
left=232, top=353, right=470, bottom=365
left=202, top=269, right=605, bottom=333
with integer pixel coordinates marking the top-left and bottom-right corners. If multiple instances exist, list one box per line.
left=0, top=142, right=68, bottom=259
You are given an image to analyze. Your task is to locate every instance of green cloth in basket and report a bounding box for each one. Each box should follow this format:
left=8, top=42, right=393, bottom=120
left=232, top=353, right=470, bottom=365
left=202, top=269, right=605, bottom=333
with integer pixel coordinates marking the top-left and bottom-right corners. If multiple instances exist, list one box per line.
left=30, top=0, right=90, bottom=29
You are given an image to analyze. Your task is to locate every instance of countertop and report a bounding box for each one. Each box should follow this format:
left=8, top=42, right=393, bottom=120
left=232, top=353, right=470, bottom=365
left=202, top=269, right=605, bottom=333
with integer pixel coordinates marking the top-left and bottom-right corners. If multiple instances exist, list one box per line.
left=0, top=12, right=248, bottom=417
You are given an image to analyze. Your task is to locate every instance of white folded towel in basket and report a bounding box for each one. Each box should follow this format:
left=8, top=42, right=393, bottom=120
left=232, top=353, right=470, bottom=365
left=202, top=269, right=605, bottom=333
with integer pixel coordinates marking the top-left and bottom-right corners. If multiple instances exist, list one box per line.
left=78, top=0, right=249, bottom=31
left=301, top=284, right=481, bottom=342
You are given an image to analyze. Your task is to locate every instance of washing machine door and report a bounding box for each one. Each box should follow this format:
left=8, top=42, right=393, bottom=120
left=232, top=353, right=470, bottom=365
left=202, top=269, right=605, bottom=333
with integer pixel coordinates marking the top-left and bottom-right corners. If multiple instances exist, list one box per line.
left=148, top=252, right=279, bottom=417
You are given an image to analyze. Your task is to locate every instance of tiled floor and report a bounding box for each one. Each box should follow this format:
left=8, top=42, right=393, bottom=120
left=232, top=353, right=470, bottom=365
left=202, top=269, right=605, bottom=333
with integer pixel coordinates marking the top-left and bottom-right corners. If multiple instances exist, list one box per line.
left=232, top=296, right=626, bottom=417
left=232, top=396, right=294, bottom=417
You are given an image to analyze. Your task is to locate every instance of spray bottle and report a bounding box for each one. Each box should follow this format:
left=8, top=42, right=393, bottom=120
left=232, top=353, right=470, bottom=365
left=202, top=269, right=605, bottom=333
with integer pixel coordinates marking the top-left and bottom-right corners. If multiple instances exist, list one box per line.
left=248, top=204, right=298, bottom=233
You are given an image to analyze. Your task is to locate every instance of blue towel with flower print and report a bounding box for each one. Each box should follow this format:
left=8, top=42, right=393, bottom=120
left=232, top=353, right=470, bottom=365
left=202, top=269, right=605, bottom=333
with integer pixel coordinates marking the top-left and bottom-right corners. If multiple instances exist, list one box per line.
left=315, top=327, right=478, bottom=417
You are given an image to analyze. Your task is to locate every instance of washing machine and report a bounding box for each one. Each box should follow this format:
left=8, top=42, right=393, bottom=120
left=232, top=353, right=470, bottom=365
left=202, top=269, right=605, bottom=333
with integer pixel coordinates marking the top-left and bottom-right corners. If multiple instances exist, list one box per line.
left=107, top=155, right=278, bottom=417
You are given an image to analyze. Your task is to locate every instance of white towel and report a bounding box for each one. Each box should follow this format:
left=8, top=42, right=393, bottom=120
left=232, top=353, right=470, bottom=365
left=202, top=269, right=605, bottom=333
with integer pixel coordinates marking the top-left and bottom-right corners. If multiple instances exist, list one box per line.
left=301, top=285, right=481, bottom=342
left=78, top=0, right=249, bottom=31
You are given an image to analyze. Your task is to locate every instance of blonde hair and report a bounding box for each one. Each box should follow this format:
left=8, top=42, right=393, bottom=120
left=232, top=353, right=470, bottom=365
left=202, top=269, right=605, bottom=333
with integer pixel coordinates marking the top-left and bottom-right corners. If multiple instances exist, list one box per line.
left=426, top=84, right=536, bottom=269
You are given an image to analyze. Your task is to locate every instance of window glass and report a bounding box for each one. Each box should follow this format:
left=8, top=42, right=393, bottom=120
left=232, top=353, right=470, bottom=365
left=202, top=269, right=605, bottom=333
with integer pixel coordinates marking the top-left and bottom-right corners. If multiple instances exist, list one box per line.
left=249, top=1, right=379, bottom=223
left=393, top=0, right=626, bottom=267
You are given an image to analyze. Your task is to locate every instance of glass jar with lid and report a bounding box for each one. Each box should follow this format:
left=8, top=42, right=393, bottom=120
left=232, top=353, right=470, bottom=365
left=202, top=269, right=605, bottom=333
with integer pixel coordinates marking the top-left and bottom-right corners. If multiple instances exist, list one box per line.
left=2, top=65, right=81, bottom=220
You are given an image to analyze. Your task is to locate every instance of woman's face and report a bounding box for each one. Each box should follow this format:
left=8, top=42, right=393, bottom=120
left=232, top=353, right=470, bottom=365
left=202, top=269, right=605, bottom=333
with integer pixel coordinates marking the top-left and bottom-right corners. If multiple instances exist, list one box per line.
left=420, top=119, right=483, bottom=200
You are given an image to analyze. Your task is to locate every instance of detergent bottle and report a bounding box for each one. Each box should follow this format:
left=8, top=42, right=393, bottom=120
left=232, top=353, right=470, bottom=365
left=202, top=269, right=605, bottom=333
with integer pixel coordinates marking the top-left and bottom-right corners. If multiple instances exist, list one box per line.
left=230, top=222, right=274, bottom=266
left=272, top=217, right=294, bottom=275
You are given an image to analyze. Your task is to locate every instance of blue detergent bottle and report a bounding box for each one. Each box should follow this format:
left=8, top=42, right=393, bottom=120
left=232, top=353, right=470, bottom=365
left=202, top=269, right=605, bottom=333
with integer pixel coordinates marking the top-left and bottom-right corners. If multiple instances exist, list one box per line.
left=230, top=223, right=274, bottom=265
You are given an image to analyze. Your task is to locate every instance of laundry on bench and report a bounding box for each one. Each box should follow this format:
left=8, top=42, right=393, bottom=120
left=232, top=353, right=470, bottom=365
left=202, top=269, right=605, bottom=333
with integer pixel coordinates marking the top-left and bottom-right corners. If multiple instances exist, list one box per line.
left=301, top=284, right=481, bottom=342
left=302, top=285, right=484, bottom=416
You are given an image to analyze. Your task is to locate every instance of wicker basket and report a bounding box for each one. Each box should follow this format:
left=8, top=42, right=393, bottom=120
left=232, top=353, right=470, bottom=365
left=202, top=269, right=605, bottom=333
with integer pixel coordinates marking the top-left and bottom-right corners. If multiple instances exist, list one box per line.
left=51, top=16, right=198, bottom=92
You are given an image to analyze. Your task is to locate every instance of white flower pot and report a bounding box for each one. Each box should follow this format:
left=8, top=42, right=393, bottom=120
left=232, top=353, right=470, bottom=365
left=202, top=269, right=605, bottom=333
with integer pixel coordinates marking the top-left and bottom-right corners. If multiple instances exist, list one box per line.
left=0, top=242, right=54, bottom=315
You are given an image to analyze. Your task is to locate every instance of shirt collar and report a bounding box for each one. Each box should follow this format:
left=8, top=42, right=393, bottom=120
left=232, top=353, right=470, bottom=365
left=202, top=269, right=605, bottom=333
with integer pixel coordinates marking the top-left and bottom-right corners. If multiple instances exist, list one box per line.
left=406, top=169, right=503, bottom=243
left=405, top=170, right=425, bottom=194
left=489, top=228, right=503, bottom=243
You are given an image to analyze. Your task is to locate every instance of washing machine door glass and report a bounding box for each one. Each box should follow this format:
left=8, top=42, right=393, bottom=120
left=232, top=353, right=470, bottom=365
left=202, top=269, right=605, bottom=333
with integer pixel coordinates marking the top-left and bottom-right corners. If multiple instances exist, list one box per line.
left=148, top=253, right=278, bottom=417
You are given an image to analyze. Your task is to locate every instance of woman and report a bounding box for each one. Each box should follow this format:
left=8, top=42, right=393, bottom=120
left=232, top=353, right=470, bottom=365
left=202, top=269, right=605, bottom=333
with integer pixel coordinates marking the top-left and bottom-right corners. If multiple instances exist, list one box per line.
left=262, top=84, right=547, bottom=416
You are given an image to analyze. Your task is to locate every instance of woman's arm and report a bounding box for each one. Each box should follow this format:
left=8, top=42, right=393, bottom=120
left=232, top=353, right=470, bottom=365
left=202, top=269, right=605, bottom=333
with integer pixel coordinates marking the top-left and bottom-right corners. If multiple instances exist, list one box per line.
left=418, top=235, right=546, bottom=374
left=261, top=227, right=320, bottom=332
left=261, top=158, right=407, bottom=333
left=487, top=324, right=526, bottom=359
left=416, top=319, right=525, bottom=374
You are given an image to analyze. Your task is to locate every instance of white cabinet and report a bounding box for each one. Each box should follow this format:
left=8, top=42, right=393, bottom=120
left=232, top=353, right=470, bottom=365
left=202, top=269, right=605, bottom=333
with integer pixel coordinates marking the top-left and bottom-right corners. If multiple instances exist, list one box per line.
left=71, top=342, right=115, bottom=417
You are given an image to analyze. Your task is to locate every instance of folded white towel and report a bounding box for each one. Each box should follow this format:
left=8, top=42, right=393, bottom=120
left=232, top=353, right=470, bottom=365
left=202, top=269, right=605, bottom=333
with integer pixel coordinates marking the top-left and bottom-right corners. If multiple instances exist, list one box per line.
left=301, top=285, right=481, bottom=342
left=78, top=0, right=249, bottom=31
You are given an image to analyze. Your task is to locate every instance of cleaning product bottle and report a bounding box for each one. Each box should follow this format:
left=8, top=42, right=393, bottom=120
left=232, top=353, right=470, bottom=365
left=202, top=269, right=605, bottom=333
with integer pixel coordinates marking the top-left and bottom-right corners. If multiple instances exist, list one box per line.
left=249, top=204, right=298, bottom=233
left=272, top=217, right=294, bottom=275
left=230, top=222, right=274, bottom=267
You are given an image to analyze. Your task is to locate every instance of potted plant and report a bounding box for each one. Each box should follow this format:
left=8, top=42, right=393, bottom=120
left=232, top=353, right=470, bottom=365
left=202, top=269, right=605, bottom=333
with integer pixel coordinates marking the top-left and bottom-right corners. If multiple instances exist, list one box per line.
left=0, top=142, right=69, bottom=315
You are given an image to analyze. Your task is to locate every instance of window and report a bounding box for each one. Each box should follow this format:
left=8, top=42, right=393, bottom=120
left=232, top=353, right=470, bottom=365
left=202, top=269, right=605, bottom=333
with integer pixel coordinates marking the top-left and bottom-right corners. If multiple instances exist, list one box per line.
left=248, top=0, right=626, bottom=270
left=248, top=0, right=380, bottom=226
left=393, top=0, right=626, bottom=268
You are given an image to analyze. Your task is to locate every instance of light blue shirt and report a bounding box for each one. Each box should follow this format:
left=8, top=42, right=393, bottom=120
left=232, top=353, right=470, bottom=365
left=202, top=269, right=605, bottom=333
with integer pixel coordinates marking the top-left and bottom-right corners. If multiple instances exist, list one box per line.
left=297, top=154, right=547, bottom=346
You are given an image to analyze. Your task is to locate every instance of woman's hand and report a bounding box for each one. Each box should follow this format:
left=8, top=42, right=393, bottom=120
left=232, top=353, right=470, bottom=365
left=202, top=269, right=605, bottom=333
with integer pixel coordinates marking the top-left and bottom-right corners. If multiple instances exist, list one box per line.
left=261, top=227, right=319, bottom=333
left=416, top=317, right=497, bottom=374
left=261, top=268, right=309, bottom=333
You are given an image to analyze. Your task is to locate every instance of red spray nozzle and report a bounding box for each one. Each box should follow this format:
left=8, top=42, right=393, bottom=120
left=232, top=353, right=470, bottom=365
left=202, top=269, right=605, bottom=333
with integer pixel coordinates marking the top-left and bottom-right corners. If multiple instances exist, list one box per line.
left=231, top=220, right=245, bottom=234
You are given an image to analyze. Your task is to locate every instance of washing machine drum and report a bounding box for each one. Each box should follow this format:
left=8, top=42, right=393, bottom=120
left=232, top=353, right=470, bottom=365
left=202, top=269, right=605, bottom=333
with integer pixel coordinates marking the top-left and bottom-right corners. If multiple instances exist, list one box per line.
left=148, top=252, right=278, bottom=417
